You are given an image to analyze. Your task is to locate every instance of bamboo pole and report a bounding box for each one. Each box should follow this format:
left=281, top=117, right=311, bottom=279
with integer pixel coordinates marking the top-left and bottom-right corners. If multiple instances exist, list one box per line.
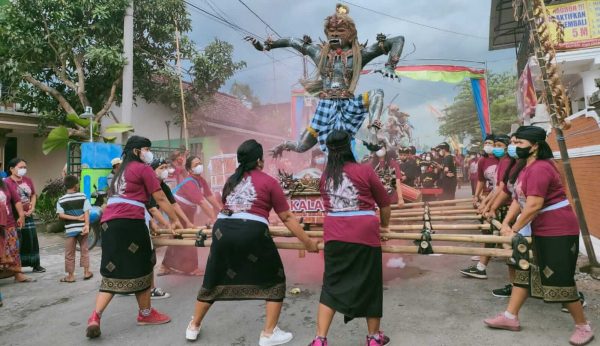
left=156, top=223, right=492, bottom=235
left=395, top=198, right=473, bottom=209
left=396, top=205, right=476, bottom=212
left=392, top=209, right=476, bottom=216
left=266, top=230, right=526, bottom=244
left=151, top=238, right=514, bottom=257
left=393, top=215, right=482, bottom=221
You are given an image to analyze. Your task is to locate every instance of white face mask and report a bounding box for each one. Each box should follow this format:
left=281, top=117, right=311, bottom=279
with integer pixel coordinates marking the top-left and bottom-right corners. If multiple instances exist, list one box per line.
left=192, top=164, right=204, bottom=175
left=483, top=145, right=494, bottom=154
left=167, top=168, right=175, bottom=174
left=159, top=170, right=169, bottom=180
left=17, top=168, right=27, bottom=177
left=141, top=150, right=154, bottom=164
left=375, top=148, right=386, bottom=158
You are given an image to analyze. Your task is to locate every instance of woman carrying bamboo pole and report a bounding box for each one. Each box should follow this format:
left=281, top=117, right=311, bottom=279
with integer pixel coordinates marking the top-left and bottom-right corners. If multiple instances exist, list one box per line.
left=460, top=133, right=507, bottom=279
left=483, top=126, right=593, bottom=346
left=308, top=130, right=392, bottom=346
left=185, top=139, right=318, bottom=345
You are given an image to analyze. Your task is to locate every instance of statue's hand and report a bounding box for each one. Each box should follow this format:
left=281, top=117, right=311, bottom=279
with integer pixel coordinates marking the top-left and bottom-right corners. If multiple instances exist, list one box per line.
left=244, top=36, right=264, bottom=51
left=380, top=66, right=398, bottom=81
left=270, top=143, right=286, bottom=159
left=302, top=35, right=313, bottom=45
left=376, top=33, right=387, bottom=43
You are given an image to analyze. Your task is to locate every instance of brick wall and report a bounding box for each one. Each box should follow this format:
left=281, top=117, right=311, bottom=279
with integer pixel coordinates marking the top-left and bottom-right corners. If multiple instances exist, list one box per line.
left=547, top=115, right=600, bottom=238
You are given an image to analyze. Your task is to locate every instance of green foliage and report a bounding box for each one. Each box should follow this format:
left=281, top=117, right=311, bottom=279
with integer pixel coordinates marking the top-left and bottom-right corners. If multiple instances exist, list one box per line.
left=230, top=81, right=261, bottom=108
left=1, top=0, right=243, bottom=153
left=35, top=178, right=66, bottom=224
left=42, top=126, right=70, bottom=155
left=439, top=72, right=518, bottom=139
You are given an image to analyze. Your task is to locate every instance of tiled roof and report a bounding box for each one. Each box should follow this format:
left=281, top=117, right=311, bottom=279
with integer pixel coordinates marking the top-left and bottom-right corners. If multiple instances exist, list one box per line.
left=188, top=92, right=291, bottom=137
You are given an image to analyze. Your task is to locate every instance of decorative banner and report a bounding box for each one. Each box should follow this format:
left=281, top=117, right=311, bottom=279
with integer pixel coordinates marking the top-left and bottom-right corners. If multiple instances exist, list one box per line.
left=290, top=89, right=314, bottom=139
left=547, top=0, right=600, bottom=50
left=362, top=65, right=491, bottom=140
left=393, top=65, right=485, bottom=83
left=471, top=78, right=492, bottom=137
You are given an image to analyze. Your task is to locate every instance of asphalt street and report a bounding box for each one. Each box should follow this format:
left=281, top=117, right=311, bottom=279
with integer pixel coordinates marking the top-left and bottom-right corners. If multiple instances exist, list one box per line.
left=1, top=185, right=598, bottom=346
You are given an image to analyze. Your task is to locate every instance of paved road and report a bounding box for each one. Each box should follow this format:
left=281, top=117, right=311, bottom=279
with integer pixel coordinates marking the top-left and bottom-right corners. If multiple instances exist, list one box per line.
left=1, top=185, right=598, bottom=345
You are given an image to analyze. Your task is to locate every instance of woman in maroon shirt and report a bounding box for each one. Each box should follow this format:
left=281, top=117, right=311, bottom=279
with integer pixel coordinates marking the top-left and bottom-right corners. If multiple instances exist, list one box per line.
left=308, top=130, right=392, bottom=346
left=484, top=126, right=593, bottom=346
left=159, top=155, right=220, bottom=276
left=86, top=136, right=181, bottom=339
left=0, top=177, right=33, bottom=284
left=5, top=158, right=45, bottom=272
left=185, top=139, right=318, bottom=345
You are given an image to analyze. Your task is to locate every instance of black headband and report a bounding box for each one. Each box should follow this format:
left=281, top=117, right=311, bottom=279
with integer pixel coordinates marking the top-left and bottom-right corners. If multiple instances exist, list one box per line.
left=514, top=125, right=546, bottom=143
left=494, top=134, right=511, bottom=146
left=150, top=158, right=166, bottom=170
left=123, top=135, right=151, bottom=154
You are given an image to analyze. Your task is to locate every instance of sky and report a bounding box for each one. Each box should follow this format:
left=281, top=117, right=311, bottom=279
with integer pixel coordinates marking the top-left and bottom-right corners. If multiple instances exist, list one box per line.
left=184, top=0, right=517, bottom=146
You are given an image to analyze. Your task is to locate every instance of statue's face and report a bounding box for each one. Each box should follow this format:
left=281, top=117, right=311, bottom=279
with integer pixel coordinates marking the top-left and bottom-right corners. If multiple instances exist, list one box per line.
left=325, top=16, right=356, bottom=48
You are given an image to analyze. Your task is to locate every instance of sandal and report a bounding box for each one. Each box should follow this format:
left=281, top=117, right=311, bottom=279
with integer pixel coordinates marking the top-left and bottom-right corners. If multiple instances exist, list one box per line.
left=156, top=267, right=172, bottom=277
left=60, top=277, right=76, bottom=283
left=84, top=273, right=94, bottom=280
left=15, top=277, right=36, bottom=283
left=188, top=269, right=204, bottom=277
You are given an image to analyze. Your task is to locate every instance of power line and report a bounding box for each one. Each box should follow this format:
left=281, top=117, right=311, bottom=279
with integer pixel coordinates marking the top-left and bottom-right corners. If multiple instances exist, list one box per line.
left=184, top=0, right=264, bottom=40
left=341, top=0, right=488, bottom=40
left=237, top=0, right=282, bottom=38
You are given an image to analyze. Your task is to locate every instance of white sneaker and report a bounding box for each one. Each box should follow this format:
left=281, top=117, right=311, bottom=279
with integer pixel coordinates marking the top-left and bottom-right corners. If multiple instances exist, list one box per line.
left=259, top=326, right=293, bottom=346
left=186, top=319, right=201, bottom=341
left=471, top=256, right=480, bottom=261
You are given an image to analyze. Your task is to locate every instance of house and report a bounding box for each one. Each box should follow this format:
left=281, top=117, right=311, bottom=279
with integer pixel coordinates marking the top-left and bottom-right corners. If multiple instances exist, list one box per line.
left=0, top=105, right=66, bottom=190
left=489, top=0, right=600, bottom=256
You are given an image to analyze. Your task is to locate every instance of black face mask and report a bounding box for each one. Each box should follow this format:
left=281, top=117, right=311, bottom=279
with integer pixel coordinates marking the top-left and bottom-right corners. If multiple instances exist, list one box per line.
left=516, top=146, right=533, bottom=159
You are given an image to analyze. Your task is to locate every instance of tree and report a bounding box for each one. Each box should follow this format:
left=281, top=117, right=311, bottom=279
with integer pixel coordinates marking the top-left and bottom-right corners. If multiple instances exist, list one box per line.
left=0, top=0, right=244, bottom=153
left=439, top=72, right=518, bottom=140
left=230, top=81, right=261, bottom=109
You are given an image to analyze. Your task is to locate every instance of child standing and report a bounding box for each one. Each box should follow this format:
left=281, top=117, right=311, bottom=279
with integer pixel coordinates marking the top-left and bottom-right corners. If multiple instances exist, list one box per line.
left=57, top=175, right=93, bottom=282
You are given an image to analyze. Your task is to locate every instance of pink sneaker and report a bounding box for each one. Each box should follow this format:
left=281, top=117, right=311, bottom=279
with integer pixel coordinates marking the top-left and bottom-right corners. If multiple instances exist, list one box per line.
left=308, top=336, right=328, bottom=346
left=137, top=308, right=171, bottom=325
left=366, top=331, right=390, bottom=346
left=86, top=311, right=101, bottom=338
left=483, top=313, right=521, bottom=331
left=570, top=323, right=594, bottom=346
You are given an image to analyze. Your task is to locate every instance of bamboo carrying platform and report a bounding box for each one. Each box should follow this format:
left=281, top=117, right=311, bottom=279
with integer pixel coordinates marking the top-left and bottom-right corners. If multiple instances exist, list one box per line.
left=151, top=199, right=530, bottom=259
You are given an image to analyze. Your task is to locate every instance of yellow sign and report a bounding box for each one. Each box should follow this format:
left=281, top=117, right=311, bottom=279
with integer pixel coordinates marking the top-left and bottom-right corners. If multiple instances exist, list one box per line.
left=547, top=0, right=600, bottom=50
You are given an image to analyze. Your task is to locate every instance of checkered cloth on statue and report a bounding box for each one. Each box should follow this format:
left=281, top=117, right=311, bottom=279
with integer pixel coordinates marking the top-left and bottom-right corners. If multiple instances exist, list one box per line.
left=310, top=96, right=368, bottom=152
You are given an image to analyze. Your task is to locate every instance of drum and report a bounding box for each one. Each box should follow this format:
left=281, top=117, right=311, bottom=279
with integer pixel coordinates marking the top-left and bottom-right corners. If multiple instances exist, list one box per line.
left=400, top=183, right=422, bottom=202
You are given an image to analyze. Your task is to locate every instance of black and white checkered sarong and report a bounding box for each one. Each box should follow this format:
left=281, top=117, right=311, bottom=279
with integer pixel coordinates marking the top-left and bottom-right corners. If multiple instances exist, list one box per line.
left=310, top=95, right=368, bottom=152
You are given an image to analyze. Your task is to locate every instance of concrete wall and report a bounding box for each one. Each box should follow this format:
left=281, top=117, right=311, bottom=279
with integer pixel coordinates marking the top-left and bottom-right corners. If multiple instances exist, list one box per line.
left=109, top=100, right=182, bottom=144
left=9, top=133, right=67, bottom=191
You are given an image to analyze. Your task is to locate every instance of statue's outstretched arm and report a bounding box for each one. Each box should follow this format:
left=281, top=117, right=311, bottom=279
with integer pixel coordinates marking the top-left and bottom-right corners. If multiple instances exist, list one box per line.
left=361, top=34, right=405, bottom=70
left=244, top=36, right=321, bottom=64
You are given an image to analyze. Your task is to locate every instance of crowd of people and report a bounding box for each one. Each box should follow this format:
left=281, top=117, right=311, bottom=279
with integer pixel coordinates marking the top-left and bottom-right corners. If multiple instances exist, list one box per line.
left=0, top=125, right=595, bottom=346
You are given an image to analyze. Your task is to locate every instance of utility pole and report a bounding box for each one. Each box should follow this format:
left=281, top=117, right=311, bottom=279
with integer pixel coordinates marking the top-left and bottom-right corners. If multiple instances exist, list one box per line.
left=174, top=20, right=189, bottom=151
left=524, top=0, right=600, bottom=278
left=121, top=1, right=134, bottom=143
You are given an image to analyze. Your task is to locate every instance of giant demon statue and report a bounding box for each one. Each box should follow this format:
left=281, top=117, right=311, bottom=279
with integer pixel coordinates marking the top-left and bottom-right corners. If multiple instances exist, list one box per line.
left=246, top=4, right=405, bottom=157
